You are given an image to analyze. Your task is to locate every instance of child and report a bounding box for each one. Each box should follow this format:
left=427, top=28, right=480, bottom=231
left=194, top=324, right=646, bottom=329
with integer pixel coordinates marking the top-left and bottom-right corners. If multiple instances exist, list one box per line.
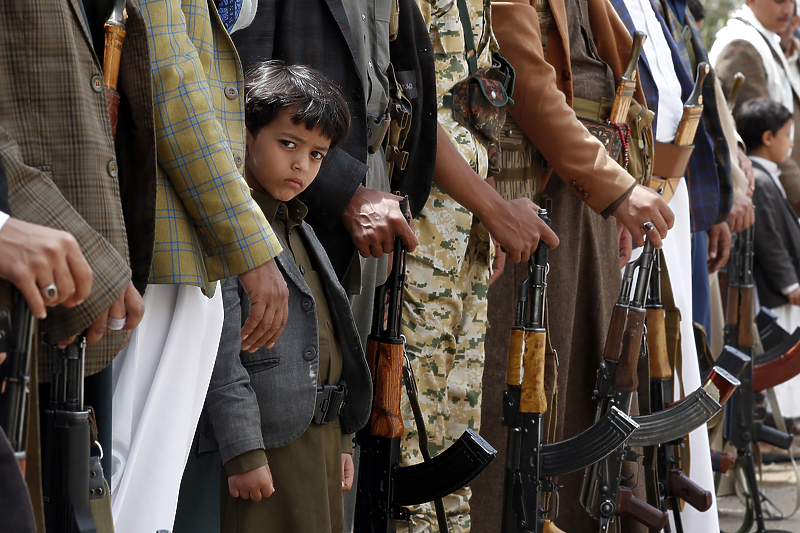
left=735, top=97, right=800, bottom=417
left=198, top=61, right=372, bottom=532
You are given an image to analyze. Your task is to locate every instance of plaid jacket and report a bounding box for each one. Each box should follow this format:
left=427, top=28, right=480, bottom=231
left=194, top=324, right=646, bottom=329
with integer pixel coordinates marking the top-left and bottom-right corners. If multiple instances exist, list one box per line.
left=658, top=0, right=735, bottom=225
left=610, top=0, right=721, bottom=232
left=0, top=0, right=157, bottom=372
left=136, top=0, right=282, bottom=295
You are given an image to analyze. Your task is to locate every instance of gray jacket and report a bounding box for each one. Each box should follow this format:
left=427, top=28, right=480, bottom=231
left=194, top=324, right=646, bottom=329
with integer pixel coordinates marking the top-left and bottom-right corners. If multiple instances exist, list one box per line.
left=197, top=222, right=372, bottom=464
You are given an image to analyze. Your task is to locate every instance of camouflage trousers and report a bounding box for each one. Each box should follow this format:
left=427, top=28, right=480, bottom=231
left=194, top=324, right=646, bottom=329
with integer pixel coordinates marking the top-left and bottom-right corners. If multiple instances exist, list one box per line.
left=398, top=225, right=491, bottom=533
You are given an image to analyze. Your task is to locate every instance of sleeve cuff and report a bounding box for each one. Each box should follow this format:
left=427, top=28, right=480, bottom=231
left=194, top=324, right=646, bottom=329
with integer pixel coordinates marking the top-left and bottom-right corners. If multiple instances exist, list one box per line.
left=602, top=183, right=637, bottom=218
left=224, top=448, right=268, bottom=477
left=0, top=211, right=9, bottom=233
left=781, top=283, right=800, bottom=296
left=342, top=433, right=354, bottom=454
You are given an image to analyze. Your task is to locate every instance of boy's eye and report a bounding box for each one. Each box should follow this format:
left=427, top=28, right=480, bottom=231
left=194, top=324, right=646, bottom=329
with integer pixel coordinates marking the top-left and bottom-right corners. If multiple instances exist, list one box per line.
left=311, top=151, right=325, bottom=161
left=281, top=140, right=296, bottom=149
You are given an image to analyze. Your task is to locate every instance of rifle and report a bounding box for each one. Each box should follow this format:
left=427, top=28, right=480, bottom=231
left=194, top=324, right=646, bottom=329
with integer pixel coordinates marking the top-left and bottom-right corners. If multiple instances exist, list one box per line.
left=723, top=224, right=794, bottom=533
left=752, top=308, right=800, bottom=393
left=354, top=198, right=495, bottom=533
left=0, top=287, right=35, bottom=470
left=581, top=239, right=669, bottom=533
left=501, top=211, right=640, bottom=533
left=41, top=334, right=97, bottom=533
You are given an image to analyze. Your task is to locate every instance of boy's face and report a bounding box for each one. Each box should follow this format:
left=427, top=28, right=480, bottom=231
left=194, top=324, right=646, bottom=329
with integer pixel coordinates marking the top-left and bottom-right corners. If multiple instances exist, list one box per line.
left=245, top=107, right=331, bottom=202
left=768, top=120, right=794, bottom=163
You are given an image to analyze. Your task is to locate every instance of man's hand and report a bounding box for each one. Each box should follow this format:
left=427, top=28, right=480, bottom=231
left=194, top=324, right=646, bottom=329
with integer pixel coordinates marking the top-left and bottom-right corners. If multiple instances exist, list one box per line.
left=613, top=185, right=675, bottom=248
left=617, top=222, right=633, bottom=268
left=0, top=218, right=92, bottom=319
left=482, top=198, right=559, bottom=263
left=488, top=236, right=506, bottom=285
left=239, top=259, right=289, bottom=352
left=707, top=222, right=732, bottom=274
left=59, top=281, right=145, bottom=349
left=341, top=186, right=417, bottom=258
left=727, top=193, right=755, bottom=234
left=788, top=287, right=800, bottom=306
left=342, top=453, right=354, bottom=491
left=228, top=464, right=275, bottom=501
left=738, top=145, right=755, bottom=197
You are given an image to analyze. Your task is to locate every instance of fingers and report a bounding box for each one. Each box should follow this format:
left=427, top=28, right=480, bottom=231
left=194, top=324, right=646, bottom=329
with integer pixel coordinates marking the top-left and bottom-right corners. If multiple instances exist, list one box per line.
left=85, top=310, right=110, bottom=345
left=707, top=227, right=720, bottom=263
left=123, top=283, right=145, bottom=331
left=488, top=248, right=506, bottom=286
left=342, top=453, right=354, bottom=491
left=16, top=276, right=47, bottom=319
left=0, top=352, right=6, bottom=366
left=395, top=215, right=418, bottom=252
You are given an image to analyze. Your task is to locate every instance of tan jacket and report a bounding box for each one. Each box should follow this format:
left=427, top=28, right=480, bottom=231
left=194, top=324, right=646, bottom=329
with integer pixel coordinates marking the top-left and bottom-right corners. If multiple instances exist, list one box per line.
left=492, top=0, right=645, bottom=213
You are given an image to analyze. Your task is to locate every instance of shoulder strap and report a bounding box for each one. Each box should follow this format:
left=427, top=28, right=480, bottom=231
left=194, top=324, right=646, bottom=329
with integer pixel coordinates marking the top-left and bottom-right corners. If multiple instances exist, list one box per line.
left=456, top=0, right=478, bottom=74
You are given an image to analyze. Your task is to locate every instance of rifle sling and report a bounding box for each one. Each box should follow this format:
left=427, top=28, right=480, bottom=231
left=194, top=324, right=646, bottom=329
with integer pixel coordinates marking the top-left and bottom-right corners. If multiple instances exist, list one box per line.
left=402, top=365, right=449, bottom=532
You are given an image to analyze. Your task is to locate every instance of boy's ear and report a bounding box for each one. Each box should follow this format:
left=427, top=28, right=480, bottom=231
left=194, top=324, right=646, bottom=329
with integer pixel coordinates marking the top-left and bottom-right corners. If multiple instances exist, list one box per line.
left=762, top=129, right=775, bottom=147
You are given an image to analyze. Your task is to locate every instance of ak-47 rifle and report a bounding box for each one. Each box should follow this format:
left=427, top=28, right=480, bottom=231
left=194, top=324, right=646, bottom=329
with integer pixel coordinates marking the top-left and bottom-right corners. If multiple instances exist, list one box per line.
left=723, top=224, right=794, bottom=533
left=501, top=211, right=640, bottom=533
left=752, top=308, right=800, bottom=393
left=0, top=287, right=35, bottom=470
left=581, top=239, right=669, bottom=533
left=354, top=198, right=496, bottom=533
left=41, top=334, right=97, bottom=533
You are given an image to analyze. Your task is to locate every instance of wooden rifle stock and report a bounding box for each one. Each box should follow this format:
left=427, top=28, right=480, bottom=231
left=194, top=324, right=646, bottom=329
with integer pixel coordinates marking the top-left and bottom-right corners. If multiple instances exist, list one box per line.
left=647, top=307, right=670, bottom=380
left=370, top=340, right=405, bottom=438
left=613, top=309, right=643, bottom=392
left=521, top=330, right=547, bottom=413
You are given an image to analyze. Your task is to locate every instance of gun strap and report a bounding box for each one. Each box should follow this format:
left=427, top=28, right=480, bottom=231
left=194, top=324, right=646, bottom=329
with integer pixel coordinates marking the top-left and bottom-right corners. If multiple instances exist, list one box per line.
left=766, top=387, right=800, bottom=518
left=402, top=365, right=449, bottom=533
left=541, top=301, right=559, bottom=515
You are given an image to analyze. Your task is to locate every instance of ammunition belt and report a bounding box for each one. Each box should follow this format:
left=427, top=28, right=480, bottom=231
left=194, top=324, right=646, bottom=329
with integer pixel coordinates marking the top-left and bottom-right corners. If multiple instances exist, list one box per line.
left=535, top=0, right=556, bottom=50
left=312, top=383, right=346, bottom=425
left=495, top=114, right=546, bottom=202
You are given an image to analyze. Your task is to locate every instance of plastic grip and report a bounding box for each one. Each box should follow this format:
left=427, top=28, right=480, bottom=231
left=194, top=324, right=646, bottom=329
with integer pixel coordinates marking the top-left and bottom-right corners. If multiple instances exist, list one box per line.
left=614, top=309, right=644, bottom=392
left=506, top=328, right=524, bottom=387
left=616, top=487, right=668, bottom=530
left=371, top=342, right=405, bottom=438
left=668, top=469, right=712, bottom=511
left=520, top=331, right=547, bottom=413
left=647, top=308, right=671, bottom=380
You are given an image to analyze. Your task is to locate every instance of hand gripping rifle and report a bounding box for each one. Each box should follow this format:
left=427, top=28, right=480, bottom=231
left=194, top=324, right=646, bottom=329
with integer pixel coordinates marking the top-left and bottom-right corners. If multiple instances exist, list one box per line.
left=581, top=238, right=670, bottom=533
left=723, top=224, right=794, bottom=533
left=354, top=197, right=496, bottom=533
left=0, top=287, right=35, bottom=470
left=41, top=334, right=97, bottom=533
left=500, top=211, right=640, bottom=533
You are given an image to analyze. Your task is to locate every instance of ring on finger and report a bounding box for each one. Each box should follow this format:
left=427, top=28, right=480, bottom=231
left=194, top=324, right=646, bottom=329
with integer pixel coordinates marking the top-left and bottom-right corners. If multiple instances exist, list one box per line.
left=106, top=316, right=127, bottom=331
left=40, top=283, right=58, bottom=300
left=642, top=221, right=656, bottom=233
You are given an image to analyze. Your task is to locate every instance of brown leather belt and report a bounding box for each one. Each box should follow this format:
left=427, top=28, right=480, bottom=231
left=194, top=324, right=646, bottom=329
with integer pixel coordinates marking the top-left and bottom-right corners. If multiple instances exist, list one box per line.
left=648, top=141, right=694, bottom=202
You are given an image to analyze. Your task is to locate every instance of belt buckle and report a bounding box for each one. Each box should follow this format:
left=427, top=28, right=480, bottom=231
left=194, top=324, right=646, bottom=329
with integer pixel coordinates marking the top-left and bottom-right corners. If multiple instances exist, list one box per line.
left=313, top=384, right=344, bottom=425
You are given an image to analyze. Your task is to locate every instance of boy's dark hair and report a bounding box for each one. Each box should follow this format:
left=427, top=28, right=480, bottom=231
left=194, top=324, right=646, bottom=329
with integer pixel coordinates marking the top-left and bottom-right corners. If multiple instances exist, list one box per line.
left=687, top=0, right=705, bottom=23
left=734, top=97, right=793, bottom=152
left=245, top=60, right=351, bottom=148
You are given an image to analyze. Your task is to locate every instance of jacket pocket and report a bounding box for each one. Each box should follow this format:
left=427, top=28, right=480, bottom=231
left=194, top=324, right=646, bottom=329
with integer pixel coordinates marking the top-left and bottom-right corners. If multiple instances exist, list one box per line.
left=242, top=357, right=280, bottom=374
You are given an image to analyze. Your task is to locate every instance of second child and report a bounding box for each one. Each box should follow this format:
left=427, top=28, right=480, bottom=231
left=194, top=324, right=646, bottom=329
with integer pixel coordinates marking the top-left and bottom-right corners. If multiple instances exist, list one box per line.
left=198, top=61, right=372, bottom=532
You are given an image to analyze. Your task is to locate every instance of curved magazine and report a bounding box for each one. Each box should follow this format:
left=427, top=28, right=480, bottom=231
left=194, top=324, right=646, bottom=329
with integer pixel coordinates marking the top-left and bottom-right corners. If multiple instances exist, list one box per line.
left=628, top=388, right=720, bottom=447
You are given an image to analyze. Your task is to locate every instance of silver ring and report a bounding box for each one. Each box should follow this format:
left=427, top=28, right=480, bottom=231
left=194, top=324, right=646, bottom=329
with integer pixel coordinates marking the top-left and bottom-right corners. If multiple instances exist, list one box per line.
left=106, top=316, right=127, bottom=331
left=642, top=221, right=656, bottom=233
left=41, top=283, right=58, bottom=300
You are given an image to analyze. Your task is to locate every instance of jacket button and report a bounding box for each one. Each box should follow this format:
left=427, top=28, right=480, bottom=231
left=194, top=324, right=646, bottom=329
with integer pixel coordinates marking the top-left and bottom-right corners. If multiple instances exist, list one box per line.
left=562, top=69, right=571, bottom=81
left=233, top=152, right=244, bottom=167
left=303, top=346, right=317, bottom=361
left=299, top=265, right=306, bottom=275
left=91, top=75, right=104, bottom=92
left=352, top=86, right=363, bottom=101
left=107, top=160, right=118, bottom=177
left=301, top=297, right=312, bottom=311
left=224, top=85, right=239, bottom=99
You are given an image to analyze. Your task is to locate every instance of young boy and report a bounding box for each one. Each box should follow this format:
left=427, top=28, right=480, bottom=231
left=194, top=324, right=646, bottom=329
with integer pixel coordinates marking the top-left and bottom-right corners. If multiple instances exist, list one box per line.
left=198, top=61, right=372, bottom=532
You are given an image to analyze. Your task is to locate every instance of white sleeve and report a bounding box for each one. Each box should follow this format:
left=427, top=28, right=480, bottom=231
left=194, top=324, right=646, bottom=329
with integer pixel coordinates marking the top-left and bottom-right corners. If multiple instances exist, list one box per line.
left=0, top=210, right=9, bottom=232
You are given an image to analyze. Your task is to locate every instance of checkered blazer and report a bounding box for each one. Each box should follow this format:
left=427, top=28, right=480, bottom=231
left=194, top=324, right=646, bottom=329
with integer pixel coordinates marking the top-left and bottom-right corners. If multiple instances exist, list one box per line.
left=135, top=0, right=282, bottom=295
left=0, top=0, right=147, bottom=372
left=610, top=0, right=720, bottom=232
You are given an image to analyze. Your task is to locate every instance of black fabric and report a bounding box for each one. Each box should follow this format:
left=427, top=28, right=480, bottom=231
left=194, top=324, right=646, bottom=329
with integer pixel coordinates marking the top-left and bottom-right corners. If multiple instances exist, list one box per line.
left=0, top=157, right=9, bottom=215
left=0, top=427, right=36, bottom=532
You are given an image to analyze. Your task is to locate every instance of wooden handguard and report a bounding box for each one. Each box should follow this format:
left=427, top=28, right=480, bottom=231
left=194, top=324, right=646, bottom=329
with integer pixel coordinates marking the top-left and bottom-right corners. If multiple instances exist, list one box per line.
left=725, top=286, right=739, bottom=328
left=371, top=341, right=405, bottom=438
left=738, top=289, right=755, bottom=348
left=647, top=308, right=671, bottom=380
left=506, top=328, right=524, bottom=387
left=614, top=309, right=644, bottom=392
left=668, top=469, right=713, bottom=511
left=520, top=330, right=547, bottom=414
left=603, top=304, right=628, bottom=363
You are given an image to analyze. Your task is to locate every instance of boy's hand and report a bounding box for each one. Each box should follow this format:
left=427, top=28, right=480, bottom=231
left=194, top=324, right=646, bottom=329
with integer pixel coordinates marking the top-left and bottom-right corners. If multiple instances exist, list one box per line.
left=342, top=453, right=354, bottom=491
left=788, top=287, right=800, bottom=306
left=228, top=464, right=275, bottom=501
